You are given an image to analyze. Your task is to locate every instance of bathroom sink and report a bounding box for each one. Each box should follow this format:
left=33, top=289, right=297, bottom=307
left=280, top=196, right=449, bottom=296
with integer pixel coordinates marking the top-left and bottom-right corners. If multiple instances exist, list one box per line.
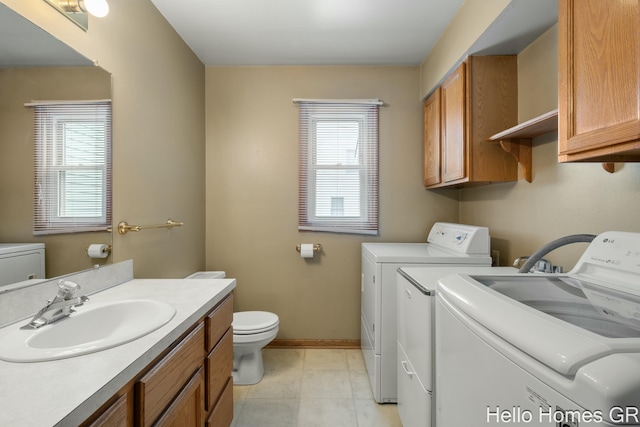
left=0, top=299, right=176, bottom=362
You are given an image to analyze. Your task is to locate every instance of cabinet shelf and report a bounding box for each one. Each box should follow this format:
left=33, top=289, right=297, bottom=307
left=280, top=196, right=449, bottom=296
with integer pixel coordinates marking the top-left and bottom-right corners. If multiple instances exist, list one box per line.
left=488, top=109, right=558, bottom=183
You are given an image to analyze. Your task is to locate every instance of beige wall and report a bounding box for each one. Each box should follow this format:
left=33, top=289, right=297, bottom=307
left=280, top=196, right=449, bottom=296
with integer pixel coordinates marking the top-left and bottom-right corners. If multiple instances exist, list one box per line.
left=205, top=66, right=459, bottom=340
left=0, top=67, right=112, bottom=277
left=1, top=0, right=206, bottom=278
left=460, top=25, right=640, bottom=270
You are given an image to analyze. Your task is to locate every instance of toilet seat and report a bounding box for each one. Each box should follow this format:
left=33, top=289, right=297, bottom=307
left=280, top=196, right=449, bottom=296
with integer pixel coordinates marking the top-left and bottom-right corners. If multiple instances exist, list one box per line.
left=233, top=311, right=279, bottom=335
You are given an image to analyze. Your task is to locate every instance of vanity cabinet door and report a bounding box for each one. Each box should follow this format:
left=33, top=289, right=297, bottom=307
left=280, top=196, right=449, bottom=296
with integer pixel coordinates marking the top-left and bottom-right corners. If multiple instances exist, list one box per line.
left=84, top=393, right=130, bottom=427
left=137, top=323, right=205, bottom=427
left=558, top=0, right=640, bottom=162
left=423, top=88, right=442, bottom=187
left=153, top=367, right=205, bottom=427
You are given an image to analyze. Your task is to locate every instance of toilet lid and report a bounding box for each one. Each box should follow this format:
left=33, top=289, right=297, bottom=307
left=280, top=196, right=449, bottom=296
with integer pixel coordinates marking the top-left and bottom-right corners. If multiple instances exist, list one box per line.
left=233, top=311, right=279, bottom=334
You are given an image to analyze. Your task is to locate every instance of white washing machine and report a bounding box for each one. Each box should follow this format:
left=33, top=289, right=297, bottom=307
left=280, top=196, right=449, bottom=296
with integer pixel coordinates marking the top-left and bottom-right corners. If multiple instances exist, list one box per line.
left=361, top=222, right=492, bottom=403
left=436, top=231, right=640, bottom=426
left=396, top=265, right=516, bottom=427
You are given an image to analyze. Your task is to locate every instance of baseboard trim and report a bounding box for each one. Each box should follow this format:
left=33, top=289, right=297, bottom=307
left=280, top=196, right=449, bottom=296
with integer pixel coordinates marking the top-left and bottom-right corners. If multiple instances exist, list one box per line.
left=267, top=339, right=361, bottom=349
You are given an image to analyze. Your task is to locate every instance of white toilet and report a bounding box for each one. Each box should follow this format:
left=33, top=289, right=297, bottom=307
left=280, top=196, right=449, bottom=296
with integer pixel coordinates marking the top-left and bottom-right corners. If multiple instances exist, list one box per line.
left=232, top=311, right=279, bottom=385
left=185, top=272, right=279, bottom=385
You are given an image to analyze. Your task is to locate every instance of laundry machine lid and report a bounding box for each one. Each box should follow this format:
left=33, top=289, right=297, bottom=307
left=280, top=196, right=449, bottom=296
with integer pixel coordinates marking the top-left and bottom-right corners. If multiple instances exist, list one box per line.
left=0, top=243, right=45, bottom=256
left=438, top=274, right=612, bottom=376
left=233, top=311, right=279, bottom=334
left=472, top=275, right=640, bottom=338
left=437, top=231, right=640, bottom=376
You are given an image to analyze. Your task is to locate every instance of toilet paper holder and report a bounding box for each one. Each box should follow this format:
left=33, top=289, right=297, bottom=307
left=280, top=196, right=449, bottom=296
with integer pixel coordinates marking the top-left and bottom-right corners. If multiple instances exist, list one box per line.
left=296, top=243, right=322, bottom=253
left=86, top=244, right=112, bottom=258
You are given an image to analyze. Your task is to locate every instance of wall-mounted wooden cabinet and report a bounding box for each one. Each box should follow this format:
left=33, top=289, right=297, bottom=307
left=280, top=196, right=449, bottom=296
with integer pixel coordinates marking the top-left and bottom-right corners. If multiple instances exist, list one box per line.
left=558, top=0, right=640, bottom=162
left=423, top=88, right=441, bottom=187
left=423, top=56, right=519, bottom=189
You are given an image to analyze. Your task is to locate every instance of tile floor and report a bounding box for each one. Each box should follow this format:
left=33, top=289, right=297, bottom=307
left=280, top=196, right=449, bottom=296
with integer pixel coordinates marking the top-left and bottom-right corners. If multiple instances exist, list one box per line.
left=232, top=348, right=402, bottom=427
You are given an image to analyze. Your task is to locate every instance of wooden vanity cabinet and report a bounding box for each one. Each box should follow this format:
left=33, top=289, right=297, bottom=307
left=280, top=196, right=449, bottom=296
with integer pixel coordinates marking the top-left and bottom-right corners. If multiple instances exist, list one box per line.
left=206, top=379, right=233, bottom=427
left=152, top=367, right=205, bottom=426
left=137, top=323, right=206, bottom=426
left=423, top=56, right=518, bottom=189
left=81, top=293, right=234, bottom=427
left=85, top=393, right=131, bottom=427
left=205, top=333, right=233, bottom=426
left=558, top=0, right=640, bottom=162
left=204, top=295, right=234, bottom=425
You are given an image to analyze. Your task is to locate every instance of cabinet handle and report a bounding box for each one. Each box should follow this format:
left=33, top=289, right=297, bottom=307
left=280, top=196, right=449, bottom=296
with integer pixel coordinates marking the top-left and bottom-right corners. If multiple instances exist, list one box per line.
left=405, top=289, right=412, bottom=299
left=401, top=361, right=414, bottom=377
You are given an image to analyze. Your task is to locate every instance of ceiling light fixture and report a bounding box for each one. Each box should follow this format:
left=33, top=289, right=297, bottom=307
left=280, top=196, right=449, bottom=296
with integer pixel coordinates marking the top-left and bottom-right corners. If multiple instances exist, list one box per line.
left=58, top=0, right=109, bottom=17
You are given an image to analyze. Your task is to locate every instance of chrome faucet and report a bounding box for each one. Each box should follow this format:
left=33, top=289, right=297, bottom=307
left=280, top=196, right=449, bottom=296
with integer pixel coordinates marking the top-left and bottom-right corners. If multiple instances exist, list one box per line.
left=27, top=280, right=89, bottom=329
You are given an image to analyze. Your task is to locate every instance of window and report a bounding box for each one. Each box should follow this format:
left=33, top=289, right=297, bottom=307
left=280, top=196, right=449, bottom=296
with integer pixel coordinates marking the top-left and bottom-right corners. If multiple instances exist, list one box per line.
left=296, top=99, right=380, bottom=235
left=31, top=100, right=112, bottom=235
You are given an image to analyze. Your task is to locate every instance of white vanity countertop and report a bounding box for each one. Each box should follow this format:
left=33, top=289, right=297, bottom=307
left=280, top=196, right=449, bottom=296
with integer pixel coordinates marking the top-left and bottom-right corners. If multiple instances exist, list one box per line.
left=0, top=278, right=236, bottom=427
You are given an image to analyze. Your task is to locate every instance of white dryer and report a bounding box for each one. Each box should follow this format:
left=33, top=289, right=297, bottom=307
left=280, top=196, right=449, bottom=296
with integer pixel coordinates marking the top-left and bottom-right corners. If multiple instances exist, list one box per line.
left=0, top=243, right=45, bottom=288
left=396, top=265, right=516, bottom=427
left=437, top=231, right=640, bottom=426
left=361, top=222, right=491, bottom=403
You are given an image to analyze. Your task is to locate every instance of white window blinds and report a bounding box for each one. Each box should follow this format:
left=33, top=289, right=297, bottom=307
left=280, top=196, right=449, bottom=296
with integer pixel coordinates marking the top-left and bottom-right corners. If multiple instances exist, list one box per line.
left=296, top=99, right=380, bottom=235
left=30, top=100, right=112, bottom=235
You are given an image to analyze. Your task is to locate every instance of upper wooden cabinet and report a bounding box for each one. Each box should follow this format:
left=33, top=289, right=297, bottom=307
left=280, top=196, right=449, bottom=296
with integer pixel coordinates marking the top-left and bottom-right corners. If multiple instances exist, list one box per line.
left=423, top=56, right=519, bottom=189
left=441, top=63, right=467, bottom=184
left=558, top=0, right=640, bottom=162
left=423, top=88, right=441, bottom=187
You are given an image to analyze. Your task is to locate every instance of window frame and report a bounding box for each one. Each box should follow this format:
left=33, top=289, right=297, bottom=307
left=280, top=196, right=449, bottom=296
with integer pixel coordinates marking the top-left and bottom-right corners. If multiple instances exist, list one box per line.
left=32, top=100, right=112, bottom=235
left=296, top=99, right=380, bottom=235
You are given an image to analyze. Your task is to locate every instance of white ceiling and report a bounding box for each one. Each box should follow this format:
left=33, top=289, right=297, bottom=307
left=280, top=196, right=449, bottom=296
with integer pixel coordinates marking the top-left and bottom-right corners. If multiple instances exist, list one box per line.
left=1, top=0, right=558, bottom=70
left=150, top=0, right=465, bottom=66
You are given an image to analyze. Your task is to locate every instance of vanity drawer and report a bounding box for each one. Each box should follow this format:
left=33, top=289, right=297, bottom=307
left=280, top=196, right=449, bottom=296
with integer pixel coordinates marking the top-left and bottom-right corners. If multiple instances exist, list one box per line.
left=206, top=294, right=233, bottom=352
left=206, top=329, right=233, bottom=411
left=136, top=322, right=205, bottom=427
left=206, top=377, right=233, bottom=427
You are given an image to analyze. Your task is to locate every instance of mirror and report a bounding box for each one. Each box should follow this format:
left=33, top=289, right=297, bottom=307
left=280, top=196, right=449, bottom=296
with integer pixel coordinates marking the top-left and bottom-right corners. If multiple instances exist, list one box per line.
left=0, top=3, right=112, bottom=285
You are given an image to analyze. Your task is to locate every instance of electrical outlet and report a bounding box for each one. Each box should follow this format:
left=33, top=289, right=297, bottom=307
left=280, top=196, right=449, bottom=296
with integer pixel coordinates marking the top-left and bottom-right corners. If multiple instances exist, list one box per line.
left=491, top=250, right=500, bottom=267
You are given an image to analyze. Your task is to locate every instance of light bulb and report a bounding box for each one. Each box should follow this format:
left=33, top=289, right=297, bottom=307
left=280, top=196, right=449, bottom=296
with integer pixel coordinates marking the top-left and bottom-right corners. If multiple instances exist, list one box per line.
left=82, top=0, right=109, bottom=17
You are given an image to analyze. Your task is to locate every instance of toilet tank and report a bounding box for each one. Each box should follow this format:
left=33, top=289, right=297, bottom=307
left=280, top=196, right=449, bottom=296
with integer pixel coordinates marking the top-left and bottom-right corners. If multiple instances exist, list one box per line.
left=0, top=243, right=45, bottom=287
